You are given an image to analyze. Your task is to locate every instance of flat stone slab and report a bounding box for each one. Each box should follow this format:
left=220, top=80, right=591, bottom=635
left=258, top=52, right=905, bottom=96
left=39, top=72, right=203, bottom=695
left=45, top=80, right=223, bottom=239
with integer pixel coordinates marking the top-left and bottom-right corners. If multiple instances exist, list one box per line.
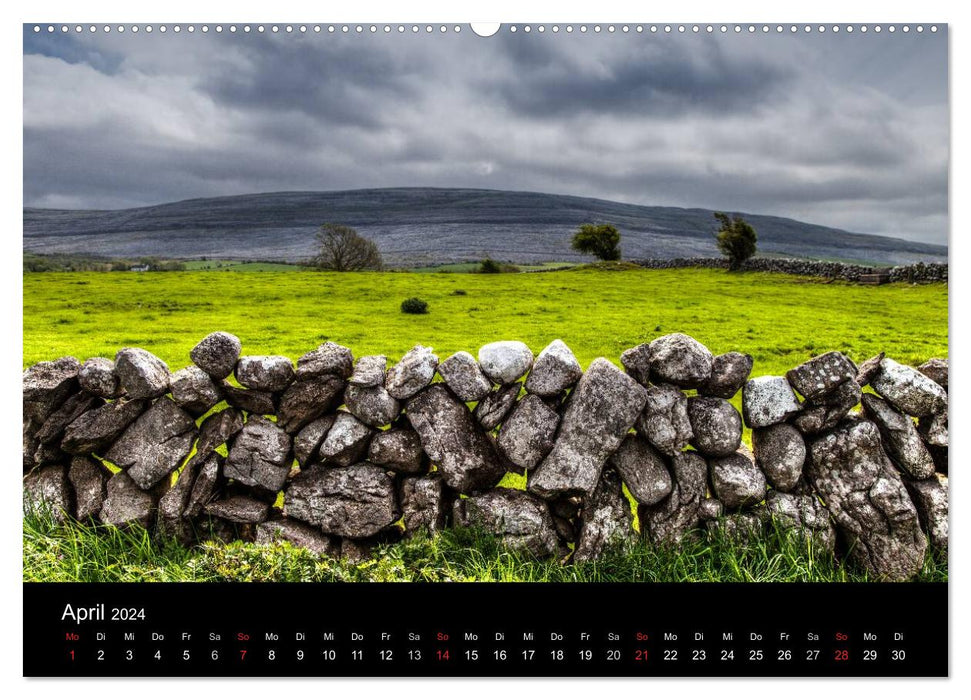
left=296, top=342, right=354, bottom=380
left=255, top=518, right=340, bottom=557
left=871, top=358, right=947, bottom=417
left=115, top=348, right=170, bottom=400
left=742, top=375, right=801, bottom=428
left=60, top=399, right=149, bottom=454
left=524, top=339, right=583, bottom=396
left=861, top=393, right=935, bottom=480
left=478, top=341, right=534, bottom=385
left=528, top=358, right=648, bottom=499
left=636, top=383, right=693, bottom=456
left=573, top=469, right=633, bottom=563
left=220, top=382, right=277, bottom=415
left=786, top=351, right=858, bottom=401
left=224, top=415, right=293, bottom=492
left=235, top=355, right=295, bottom=392
left=184, top=453, right=223, bottom=518
left=607, top=434, right=672, bottom=506
left=284, top=463, right=400, bottom=538
left=205, top=496, right=270, bottom=524
left=68, top=455, right=110, bottom=521
left=437, top=351, right=492, bottom=401
left=454, top=488, right=561, bottom=558
left=34, top=391, right=104, bottom=445
left=105, top=397, right=197, bottom=490
left=687, top=397, right=742, bottom=457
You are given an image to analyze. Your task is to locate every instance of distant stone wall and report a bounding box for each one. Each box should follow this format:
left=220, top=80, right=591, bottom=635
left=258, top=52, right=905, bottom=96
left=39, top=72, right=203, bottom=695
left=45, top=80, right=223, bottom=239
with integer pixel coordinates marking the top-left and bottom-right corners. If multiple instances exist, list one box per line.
left=632, top=257, right=948, bottom=283
left=23, top=333, right=948, bottom=580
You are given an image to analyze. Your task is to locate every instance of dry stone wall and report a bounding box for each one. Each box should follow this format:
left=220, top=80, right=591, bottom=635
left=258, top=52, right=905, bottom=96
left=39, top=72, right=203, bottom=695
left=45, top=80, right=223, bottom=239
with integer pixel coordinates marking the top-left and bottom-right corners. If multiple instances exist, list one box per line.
left=632, top=258, right=948, bottom=283
left=23, top=333, right=948, bottom=579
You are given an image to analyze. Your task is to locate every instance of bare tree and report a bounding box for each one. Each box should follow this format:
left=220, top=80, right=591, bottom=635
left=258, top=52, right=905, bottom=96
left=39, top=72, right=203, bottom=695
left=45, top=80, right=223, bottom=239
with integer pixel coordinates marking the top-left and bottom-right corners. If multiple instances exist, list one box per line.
left=312, top=223, right=383, bottom=271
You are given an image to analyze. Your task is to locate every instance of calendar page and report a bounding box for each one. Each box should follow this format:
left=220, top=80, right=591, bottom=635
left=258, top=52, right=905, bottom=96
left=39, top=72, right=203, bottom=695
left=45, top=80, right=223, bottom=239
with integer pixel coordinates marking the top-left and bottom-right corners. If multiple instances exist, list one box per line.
left=21, top=20, right=948, bottom=678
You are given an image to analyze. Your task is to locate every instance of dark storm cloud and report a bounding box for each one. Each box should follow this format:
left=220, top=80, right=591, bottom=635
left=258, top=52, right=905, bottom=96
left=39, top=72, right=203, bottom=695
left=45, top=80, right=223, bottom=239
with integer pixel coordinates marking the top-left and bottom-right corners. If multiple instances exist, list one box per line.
left=22, top=25, right=948, bottom=244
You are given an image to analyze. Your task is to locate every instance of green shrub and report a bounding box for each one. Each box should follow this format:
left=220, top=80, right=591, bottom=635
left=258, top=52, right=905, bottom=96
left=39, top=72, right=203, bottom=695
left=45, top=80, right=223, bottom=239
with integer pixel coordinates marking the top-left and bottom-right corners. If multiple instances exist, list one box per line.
left=400, top=297, right=429, bottom=314
left=479, top=258, right=502, bottom=274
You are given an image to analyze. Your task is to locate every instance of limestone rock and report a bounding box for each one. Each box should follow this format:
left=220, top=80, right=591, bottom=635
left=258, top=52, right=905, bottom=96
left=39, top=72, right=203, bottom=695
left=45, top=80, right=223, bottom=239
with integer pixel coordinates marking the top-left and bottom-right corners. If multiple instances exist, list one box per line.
left=619, top=343, right=652, bottom=386
left=318, top=412, right=374, bottom=467
left=607, top=434, right=672, bottom=506
left=709, top=450, right=766, bottom=510
left=807, top=420, right=927, bottom=580
left=344, top=383, right=401, bottom=427
left=255, top=518, right=340, bottom=557
left=68, top=455, right=109, bottom=521
left=60, top=399, right=148, bottom=454
left=190, top=332, right=242, bottom=379
left=23, top=465, right=73, bottom=523
left=752, top=423, right=806, bottom=492
left=635, top=383, right=693, bottom=456
left=701, top=352, right=753, bottom=399
left=348, top=354, right=387, bottom=387
left=406, top=384, right=506, bottom=492
left=284, top=463, right=400, bottom=538
left=647, top=333, right=714, bottom=388
left=293, top=416, right=335, bottom=467
left=224, top=415, right=292, bottom=492
left=79, top=357, right=122, bottom=398
left=573, top=469, right=633, bottom=563
left=195, top=407, right=245, bottom=458
left=917, top=358, right=948, bottom=391
left=918, top=412, right=948, bottom=448
left=698, top=498, right=724, bottom=521
left=528, top=358, right=648, bottom=499
left=855, top=352, right=885, bottom=387
left=640, top=451, right=707, bottom=545
left=861, top=393, right=935, bottom=480
left=764, top=491, right=836, bottom=555
left=219, top=382, right=277, bottom=415
left=385, top=344, right=439, bottom=399
left=115, top=348, right=170, bottom=400
left=478, top=341, right=533, bottom=385
left=400, top=475, right=448, bottom=535
left=23, top=356, right=81, bottom=423
left=205, top=496, right=270, bottom=523
left=454, top=488, right=560, bottom=558
left=156, top=460, right=200, bottom=543
left=106, top=398, right=197, bottom=490
left=437, top=351, right=491, bottom=401
left=235, top=355, right=295, bottom=392
left=183, top=453, right=222, bottom=518
left=474, top=382, right=521, bottom=430
left=524, top=339, right=583, bottom=396
left=169, top=366, right=222, bottom=416
left=99, top=471, right=156, bottom=529
left=871, top=358, right=947, bottom=417
left=786, top=351, right=858, bottom=402
left=792, top=380, right=861, bottom=435
left=367, top=428, right=426, bottom=474
left=904, top=473, right=948, bottom=551
left=706, top=512, right=764, bottom=545
left=277, top=375, right=345, bottom=433
left=497, top=394, right=559, bottom=472
left=296, top=341, right=354, bottom=380
left=742, top=376, right=801, bottom=428
left=34, top=391, right=104, bottom=445
left=687, top=397, right=742, bottom=457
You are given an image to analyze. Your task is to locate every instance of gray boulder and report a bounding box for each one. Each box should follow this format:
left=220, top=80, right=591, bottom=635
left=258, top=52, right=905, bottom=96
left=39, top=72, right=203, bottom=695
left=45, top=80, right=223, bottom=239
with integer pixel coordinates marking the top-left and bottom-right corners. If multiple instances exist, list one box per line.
left=183, top=453, right=222, bottom=518
left=861, top=393, right=935, bottom=480
left=99, top=471, right=156, bottom=529
left=205, top=496, right=270, bottom=523
left=917, top=358, right=948, bottom=391
left=607, top=434, right=672, bottom=506
left=68, top=455, right=109, bottom=521
left=156, top=460, right=200, bottom=543
left=277, top=375, right=346, bottom=432
left=871, top=358, right=947, bottom=417
left=23, top=356, right=81, bottom=423
left=195, top=407, right=245, bottom=458
left=687, top=397, right=742, bottom=457
left=169, top=366, right=222, bottom=416
left=792, top=380, right=861, bottom=435
left=478, top=341, right=534, bottom=385
left=296, top=341, right=354, bottom=380
left=635, top=383, right=693, bottom=456
left=400, top=475, right=448, bottom=535
left=34, top=391, right=103, bottom=445
left=348, top=354, right=387, bottom=387
left=115, top=348, right=170, bottom=400
left=619, top=343, right=652, bottom=386
left=344, top=383, right=401, bottom=427
left=524, top=339, right=583, bottom=396
left=701, top=351, right=753, bottom=399
left=385, top=345, right=439, bottom=399
left=106, top=397, right=197, bottom=490
left=640, top=451, right=707, bottom=545
left=454, top=488, right=561, bottom=558
left=786, top=351, right=858, bottom=402
left=284, top=463, right=400, bottom=538
left=709, top=449, right=766, bottom=509
left=807, top=420, right=927, bottom=580
left=764, top=491, right=836, bottom=555
left=235, top=355, right=295, bottom=392
left=219, top=382, right=277, bottom=415
left=742, top=375, right=802, bottom=428
left=79, top=357, right=122, bottom=398
left=528, top=358, right=647, bottom=499
left=855, top=352, right=885, bottom=387
left=918, top=412, right=947, bottom=448
left=318, top=412, right=374, bottom=467
left=293, top=415, right=335, bottom=467
left=406, top=384, right=506, bottom=492
left=367, top=428, right=426, bottom=474
left=190, top=332, right=242, bottom=379
left=60, top=399, right=148, bottom=454
left=647, top=333, right=714, bottom=388
left=224, top=415, right=293, bottom=492
left=437, top=351, right=491, bottom=401
left=474, top=382, right=521, bottom=430
left=904, top=473, right=948, bottom=551
left=23, top=465, right=73, bottom=523
left=573, top=469, right=633, bottom=563
left=255, top=518, right=340, bottom=557
left=752, top=423, right=806, bottom=492
left=497, top=394, right=559, bottom=472
left=698, top=497, right=724, bottom=521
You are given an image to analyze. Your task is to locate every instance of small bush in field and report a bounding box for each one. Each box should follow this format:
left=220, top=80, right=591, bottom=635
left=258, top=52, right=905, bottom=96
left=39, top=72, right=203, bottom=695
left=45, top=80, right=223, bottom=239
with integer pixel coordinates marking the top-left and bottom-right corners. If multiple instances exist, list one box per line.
left=400, top=297, right=429, bottom=314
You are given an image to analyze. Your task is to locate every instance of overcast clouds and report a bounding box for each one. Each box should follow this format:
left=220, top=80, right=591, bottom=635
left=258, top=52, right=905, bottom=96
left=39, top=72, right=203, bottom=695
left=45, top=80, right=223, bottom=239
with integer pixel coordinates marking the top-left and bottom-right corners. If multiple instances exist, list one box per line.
left=23, top=25, right=948, bottom=244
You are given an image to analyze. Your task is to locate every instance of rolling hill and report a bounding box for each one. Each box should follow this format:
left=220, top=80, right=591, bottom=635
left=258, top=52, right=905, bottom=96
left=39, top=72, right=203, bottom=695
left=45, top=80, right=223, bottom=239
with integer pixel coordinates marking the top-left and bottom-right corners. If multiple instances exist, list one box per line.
left=22, top=188, right=947, bottom=267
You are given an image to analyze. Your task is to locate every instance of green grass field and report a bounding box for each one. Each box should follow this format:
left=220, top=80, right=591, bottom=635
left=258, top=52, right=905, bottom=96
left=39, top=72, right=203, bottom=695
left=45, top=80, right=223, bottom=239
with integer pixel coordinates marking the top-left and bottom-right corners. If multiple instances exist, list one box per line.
left=22, top=267, right=947, bottom=582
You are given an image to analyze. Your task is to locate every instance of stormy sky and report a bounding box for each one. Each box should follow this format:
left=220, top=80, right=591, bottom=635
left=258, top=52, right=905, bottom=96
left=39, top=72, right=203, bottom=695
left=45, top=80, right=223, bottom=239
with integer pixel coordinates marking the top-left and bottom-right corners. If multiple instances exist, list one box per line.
left=23, top=25, right=948, bottom=244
